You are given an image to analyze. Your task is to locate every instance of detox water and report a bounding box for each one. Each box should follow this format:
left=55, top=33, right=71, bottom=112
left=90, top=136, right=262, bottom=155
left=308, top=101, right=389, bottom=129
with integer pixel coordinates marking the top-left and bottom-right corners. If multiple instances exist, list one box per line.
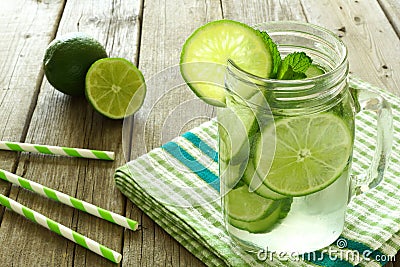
left=224, top=167, right=351, bottom=254
left=219, top=83, right=356, bottom=254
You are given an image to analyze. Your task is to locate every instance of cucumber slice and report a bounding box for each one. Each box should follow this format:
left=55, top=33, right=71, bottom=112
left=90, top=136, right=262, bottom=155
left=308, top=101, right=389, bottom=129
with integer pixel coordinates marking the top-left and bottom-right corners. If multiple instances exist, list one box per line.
left=220, top=160, right=245, bottom=189
left=305, top=64, right=325, bottom=78
left=242, top=161, right=287, bottom=200
left=225, top=185, right=279, bottom=222
left=228, top=204, right=282, bottom=233
left=253, top=124, right=277, bottom=193
left=218, top=96, right=258, bottom=164
left=279, top=198, right=293, bottom=219
left=180, top=20, right=273, bottom=107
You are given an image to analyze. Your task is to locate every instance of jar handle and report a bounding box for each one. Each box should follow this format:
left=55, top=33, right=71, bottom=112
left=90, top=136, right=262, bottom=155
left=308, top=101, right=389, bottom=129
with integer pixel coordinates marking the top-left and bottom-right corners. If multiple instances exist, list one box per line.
left=350, top=87, right=393, bottom=196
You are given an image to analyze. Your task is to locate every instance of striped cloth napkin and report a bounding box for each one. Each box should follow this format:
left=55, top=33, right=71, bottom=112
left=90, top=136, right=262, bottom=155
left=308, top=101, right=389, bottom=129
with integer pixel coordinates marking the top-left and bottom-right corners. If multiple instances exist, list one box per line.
left=115, top=77, right=400, bottom=267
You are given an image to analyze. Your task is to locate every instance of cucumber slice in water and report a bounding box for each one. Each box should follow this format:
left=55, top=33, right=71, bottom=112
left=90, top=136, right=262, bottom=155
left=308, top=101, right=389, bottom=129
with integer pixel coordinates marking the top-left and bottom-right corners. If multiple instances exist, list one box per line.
left=305, top=64, right=325, bottom=78
left=228, top=197, right=293, bottom=233
left=225, top=185, right=279, bottom=222
left=218, top=96, right=258, bottom=164
left=220, top=160, right=245, bottom=189
left=180, top=20, right=273, bottom=107
left=229, top=204, right=282, bottom=233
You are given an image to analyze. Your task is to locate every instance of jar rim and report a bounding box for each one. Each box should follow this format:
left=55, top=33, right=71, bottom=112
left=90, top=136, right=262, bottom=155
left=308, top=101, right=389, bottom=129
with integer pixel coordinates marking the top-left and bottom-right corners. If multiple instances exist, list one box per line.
left=227, top=21, right=348, bottom=87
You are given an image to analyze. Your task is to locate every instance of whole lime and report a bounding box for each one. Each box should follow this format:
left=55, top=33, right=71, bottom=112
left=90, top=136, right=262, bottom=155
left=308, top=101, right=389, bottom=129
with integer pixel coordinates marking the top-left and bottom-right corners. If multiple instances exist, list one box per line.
left=43, top=32, right=108, bottom=96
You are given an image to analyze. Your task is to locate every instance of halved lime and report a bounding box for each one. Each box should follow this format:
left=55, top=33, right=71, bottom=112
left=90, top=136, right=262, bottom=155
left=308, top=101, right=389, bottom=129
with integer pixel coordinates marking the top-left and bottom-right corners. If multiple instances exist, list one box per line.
left=255, top=113, right=352, bottom=196
left=85, top=58, right=146, bottom=119
left=180, top=20, right=273, bottom=107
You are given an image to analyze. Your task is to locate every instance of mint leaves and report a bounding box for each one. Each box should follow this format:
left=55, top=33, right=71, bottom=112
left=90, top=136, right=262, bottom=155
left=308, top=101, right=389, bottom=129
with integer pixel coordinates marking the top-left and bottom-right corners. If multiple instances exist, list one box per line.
left=277, top=52, right=312, bottom=80
left=258, top=31, right=281, bottom=79
left=258, top=30, right=312, bottom=80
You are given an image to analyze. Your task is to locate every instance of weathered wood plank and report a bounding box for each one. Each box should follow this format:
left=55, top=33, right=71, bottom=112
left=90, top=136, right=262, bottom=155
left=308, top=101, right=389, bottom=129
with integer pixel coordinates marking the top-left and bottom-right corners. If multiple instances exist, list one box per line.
left=222, top=0, right=307, bottom=24
left=122, top=0, right=221, bottom=265
left=1, top=0, right=398, bottom=266
left=223, top=0, right=400, bottom=96
left=0, top=0, right=141, bottom=266
left=300, top=0, right=400, bottom=95
left=378, top=0, right=400, bottom=38
left=0, top=0, right=64, bottom=194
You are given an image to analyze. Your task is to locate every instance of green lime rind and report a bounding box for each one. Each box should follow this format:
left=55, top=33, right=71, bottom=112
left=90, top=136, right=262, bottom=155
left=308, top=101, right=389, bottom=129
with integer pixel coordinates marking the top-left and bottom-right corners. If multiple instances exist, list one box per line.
left=256, top=113, right=352, bottom=197
left=225, top=185, right=280, bottom=222
left=180, top=19, right=273, bottom=107
left=44, top=32, right=108, bottom=96
left=85, top=58, right=146, bottom=119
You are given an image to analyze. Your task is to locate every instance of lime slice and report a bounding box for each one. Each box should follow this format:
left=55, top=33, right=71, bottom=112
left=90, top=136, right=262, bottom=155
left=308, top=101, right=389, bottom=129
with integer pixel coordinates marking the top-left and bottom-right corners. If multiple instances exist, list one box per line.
left=85, top=58, right=146, bottom=119
left=180, top=20, right=273, bottom=107
left=242, top=161, right=287, bottom=200
left=225, top=185, right=279, bottom=222
left=255, top=113, right=352, bottom=196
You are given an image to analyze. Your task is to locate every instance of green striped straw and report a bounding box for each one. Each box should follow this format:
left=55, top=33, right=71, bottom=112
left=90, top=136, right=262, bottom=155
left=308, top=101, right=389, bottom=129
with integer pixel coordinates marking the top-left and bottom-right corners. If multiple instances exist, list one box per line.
left=0, top=169, right=138, bottom=231
left=0, top=194, right=122, bottom=263
left=0, top=141, right=114, bottom=161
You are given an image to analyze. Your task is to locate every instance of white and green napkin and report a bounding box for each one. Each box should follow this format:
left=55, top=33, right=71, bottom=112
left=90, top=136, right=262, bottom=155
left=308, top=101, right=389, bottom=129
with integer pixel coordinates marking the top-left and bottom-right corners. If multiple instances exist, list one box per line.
left=115, top=78, right=400, bottom=267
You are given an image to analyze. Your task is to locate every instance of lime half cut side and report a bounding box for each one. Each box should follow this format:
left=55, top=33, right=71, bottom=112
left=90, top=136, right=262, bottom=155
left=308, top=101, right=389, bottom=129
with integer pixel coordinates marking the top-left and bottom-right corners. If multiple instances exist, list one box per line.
left=256, top=113, right=352, bottom=196
left=85, top=58, right=146, bottom=119
left=180, top=20, right=273, bottom=107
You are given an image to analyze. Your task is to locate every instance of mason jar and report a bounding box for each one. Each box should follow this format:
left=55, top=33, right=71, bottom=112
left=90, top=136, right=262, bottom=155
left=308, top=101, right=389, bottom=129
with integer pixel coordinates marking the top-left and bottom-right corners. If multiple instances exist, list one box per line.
left=218, top=21, right=393, bottom=254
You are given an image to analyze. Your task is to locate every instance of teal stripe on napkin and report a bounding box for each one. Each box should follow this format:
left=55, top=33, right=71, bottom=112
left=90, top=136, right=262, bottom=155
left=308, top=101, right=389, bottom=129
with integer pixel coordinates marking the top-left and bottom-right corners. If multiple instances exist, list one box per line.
left=115, top=77, right=400, bottom=267
left=182, top=132, right=219, bottom=162
left=162, top=142, right=220, bottom=191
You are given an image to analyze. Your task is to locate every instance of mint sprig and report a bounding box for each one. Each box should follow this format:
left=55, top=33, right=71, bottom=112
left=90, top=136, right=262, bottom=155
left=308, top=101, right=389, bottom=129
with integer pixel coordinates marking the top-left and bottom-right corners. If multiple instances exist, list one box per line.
left=277, top=52, right=312, bottom=80
left=258, top=30, right=312, bottom=80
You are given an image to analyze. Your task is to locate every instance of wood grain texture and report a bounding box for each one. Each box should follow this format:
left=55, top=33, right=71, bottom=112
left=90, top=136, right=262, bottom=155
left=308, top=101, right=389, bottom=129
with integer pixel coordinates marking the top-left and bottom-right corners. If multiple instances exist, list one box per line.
left=378, top=0, right=400, bottom=37
left=0, top=0, right=399, bottom=266
left=0, top=0, right=64, bottom=193
left=121, top=0, right=220, bottom=265
left=300, top=0, right=400, bottom=96
left=222, top=0, right=307, bottom=24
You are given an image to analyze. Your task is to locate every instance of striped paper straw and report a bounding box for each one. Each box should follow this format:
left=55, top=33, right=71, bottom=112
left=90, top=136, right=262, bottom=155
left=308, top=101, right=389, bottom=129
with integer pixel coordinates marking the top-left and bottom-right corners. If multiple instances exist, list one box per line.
left=0, top=169, right=138, bottom=231
left=0, top=141, right=114, bottom=161
left=0, top=194, right=122, bottom=263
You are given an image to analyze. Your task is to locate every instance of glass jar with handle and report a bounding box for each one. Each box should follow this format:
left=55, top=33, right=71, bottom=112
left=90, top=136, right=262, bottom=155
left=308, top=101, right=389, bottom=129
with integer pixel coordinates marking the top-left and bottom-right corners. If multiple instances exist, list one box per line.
left=218, top=21, right=393, bottom=254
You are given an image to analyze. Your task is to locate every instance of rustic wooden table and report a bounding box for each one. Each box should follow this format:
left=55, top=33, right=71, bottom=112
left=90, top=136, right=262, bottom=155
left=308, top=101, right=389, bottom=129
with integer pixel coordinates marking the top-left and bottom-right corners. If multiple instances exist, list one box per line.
left=1, top=0, right=399, bottom=266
